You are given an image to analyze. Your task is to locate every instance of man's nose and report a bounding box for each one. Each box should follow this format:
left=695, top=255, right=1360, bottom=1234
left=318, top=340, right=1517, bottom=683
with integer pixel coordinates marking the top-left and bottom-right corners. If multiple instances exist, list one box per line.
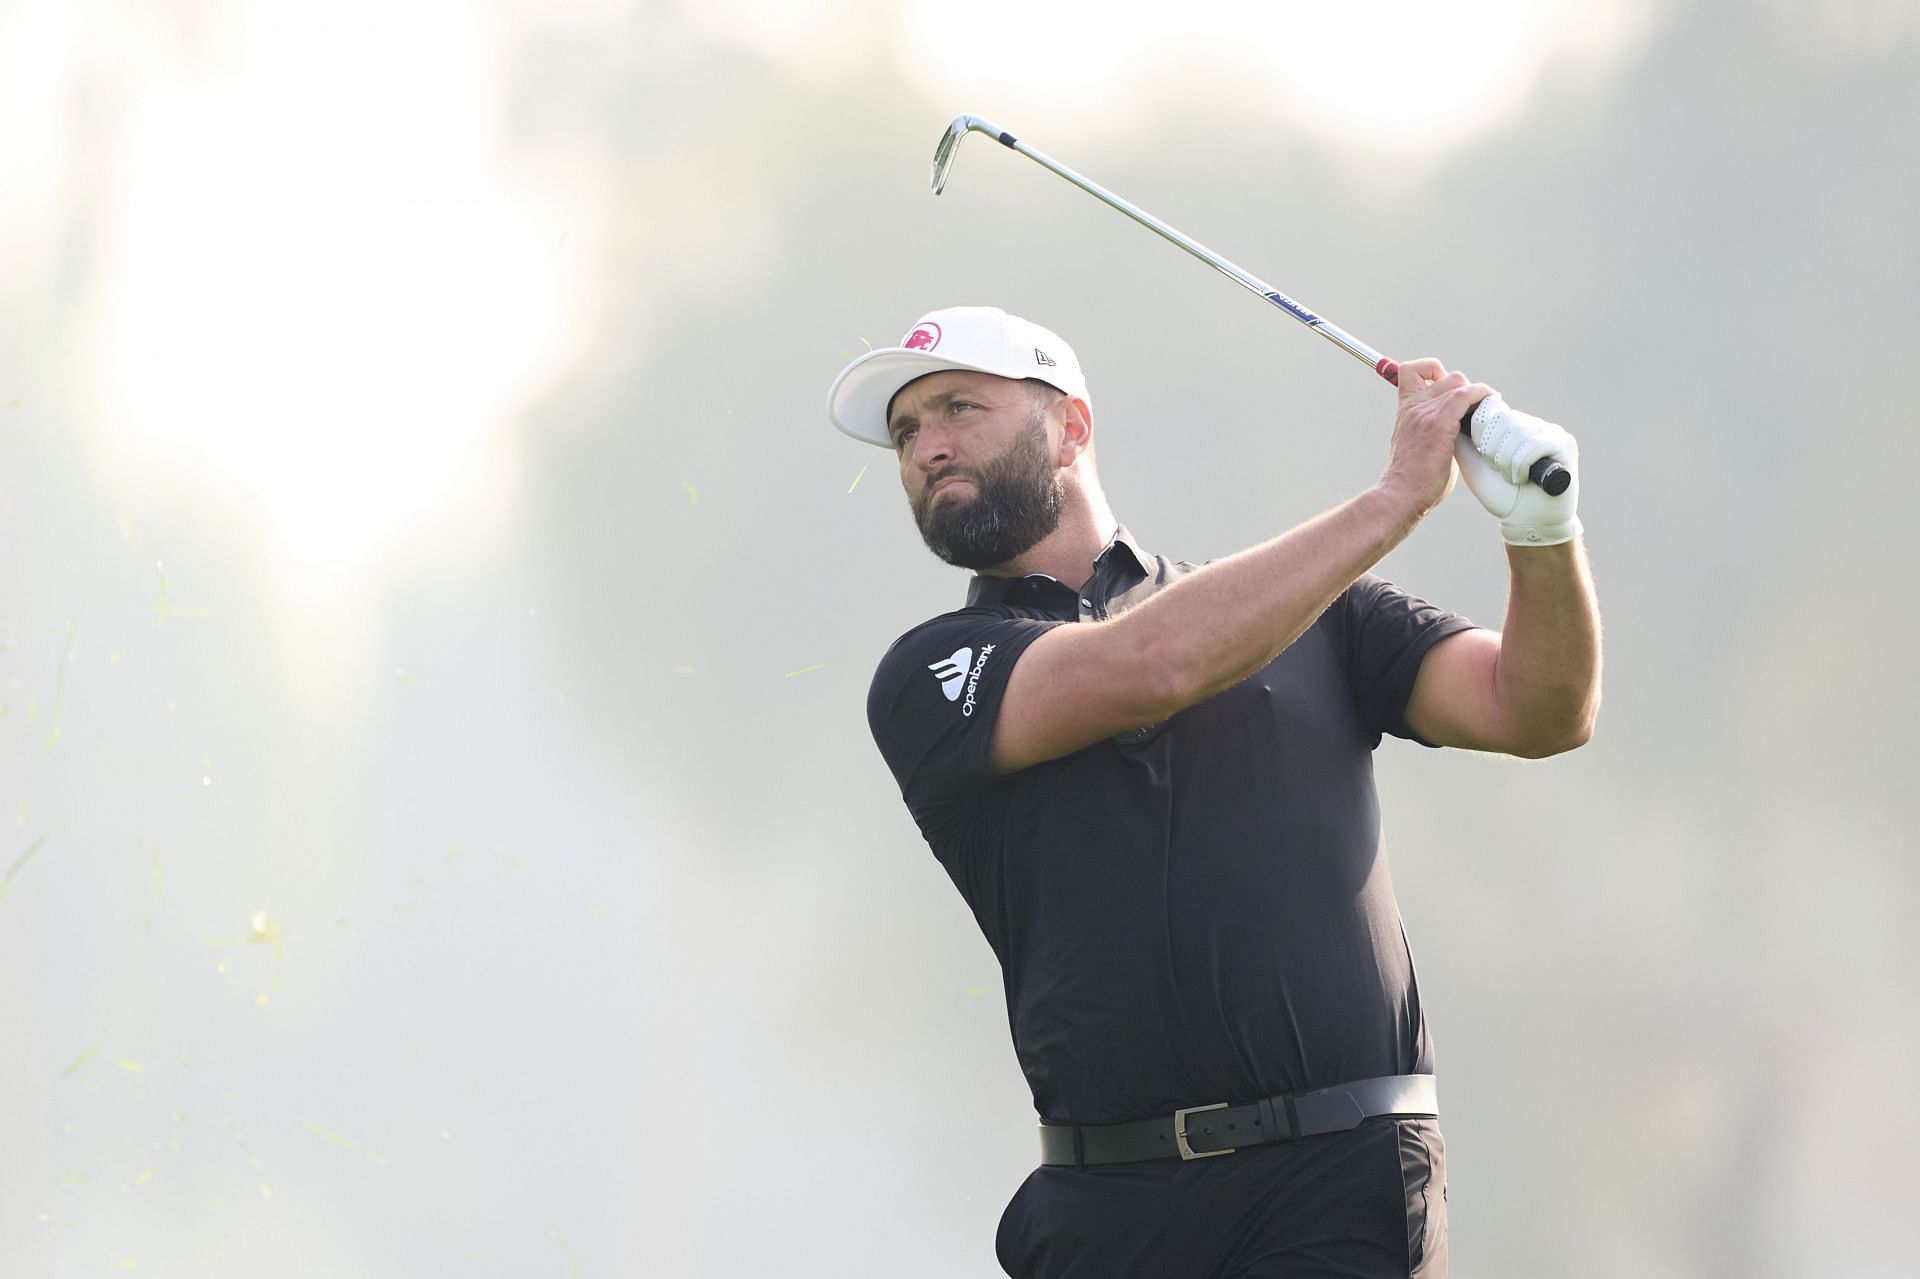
left=912, top=425, right=955, bottom=470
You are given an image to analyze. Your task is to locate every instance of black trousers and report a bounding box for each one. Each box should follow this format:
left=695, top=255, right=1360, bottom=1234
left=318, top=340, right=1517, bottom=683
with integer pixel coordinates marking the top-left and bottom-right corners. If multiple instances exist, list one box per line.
left=995, top=1116, right=1446, bottom=1278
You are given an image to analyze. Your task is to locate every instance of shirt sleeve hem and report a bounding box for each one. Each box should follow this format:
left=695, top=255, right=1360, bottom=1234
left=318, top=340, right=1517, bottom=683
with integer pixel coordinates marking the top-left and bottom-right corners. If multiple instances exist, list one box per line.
left=1382, top=618, right=1481, bottom=747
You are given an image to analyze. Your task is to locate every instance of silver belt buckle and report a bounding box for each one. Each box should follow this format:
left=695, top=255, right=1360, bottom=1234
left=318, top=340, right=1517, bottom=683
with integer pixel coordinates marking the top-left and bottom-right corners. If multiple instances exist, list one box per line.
left=1172, top=1101, right=1233, bottom=1160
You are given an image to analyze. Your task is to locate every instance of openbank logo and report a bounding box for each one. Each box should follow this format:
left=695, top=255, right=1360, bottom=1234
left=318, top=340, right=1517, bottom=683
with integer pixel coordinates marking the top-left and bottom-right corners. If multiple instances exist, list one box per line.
left=928, top=643, right=996, bottom=716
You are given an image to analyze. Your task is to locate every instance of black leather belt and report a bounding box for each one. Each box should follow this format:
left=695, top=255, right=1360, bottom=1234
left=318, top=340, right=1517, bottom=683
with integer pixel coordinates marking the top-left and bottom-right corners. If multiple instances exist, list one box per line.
left=1038, top=1074, right=1437, bottom=1167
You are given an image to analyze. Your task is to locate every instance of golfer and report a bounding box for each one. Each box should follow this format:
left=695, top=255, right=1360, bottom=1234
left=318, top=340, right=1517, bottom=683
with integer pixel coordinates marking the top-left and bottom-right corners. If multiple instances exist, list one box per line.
left=828, top=306, right=1600, bottom=1278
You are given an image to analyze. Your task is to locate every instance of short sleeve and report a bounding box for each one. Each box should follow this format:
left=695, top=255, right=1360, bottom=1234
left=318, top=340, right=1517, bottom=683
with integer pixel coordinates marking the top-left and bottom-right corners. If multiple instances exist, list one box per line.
left=1339, top=573, right=1479, bottom=746
left=867, top=610, right=1061, bottom=817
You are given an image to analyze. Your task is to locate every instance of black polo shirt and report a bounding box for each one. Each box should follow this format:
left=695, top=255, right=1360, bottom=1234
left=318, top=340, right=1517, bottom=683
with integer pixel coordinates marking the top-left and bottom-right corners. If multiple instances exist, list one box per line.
left=867, top=528, right=1477, bottom=1125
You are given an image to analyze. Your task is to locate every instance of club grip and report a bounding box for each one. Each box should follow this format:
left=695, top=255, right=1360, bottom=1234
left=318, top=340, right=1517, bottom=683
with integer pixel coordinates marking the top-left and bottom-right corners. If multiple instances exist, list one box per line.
left=1459, top=404, right=1572, bottom=497
left=1378, top=360, right=1572, bottom=496
left=1527, top=454, right=1571, bottom=496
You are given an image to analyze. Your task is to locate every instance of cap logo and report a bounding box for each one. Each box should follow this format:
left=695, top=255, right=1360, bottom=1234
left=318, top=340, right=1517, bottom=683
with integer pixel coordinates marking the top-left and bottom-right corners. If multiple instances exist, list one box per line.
left=1034, top=348, right=1056, bottom=367
left=904, top=323, right=942, bottom=352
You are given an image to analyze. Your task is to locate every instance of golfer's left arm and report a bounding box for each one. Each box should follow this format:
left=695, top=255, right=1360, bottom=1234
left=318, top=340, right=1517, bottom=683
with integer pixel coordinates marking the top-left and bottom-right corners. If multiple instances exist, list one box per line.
left=1406, top=541, right=1601, bottom=757
left=1405, top=390, right=1601, bottom=758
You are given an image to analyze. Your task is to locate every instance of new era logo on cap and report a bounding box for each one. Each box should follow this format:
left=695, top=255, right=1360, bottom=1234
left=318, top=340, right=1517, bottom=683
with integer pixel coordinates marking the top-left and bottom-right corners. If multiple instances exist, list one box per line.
left=1035, top=348, right=1055, bottom=367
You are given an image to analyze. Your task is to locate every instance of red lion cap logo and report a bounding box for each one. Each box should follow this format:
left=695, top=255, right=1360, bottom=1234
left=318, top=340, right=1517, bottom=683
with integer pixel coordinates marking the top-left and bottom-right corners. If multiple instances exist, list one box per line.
left=903, top=323, right=942, bottom=351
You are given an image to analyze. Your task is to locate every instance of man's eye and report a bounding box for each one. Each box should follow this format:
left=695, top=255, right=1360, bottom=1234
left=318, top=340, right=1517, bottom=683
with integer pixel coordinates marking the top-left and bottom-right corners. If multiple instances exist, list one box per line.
left=893, top=426, right=917, bottom=449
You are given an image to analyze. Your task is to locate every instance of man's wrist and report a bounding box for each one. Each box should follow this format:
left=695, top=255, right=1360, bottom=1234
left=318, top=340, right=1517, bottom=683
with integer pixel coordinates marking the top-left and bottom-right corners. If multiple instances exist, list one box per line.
left=1500, top=514, right=1583, bottom=547
left=1503, top=534, right=1585, bottom=576
left=1363, top=477, right=1433, bottom=538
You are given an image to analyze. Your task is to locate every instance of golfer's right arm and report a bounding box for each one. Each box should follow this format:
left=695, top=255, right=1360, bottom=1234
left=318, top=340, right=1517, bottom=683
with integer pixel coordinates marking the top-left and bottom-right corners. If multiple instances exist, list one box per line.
left=989, top=362, right=1484, bottom=775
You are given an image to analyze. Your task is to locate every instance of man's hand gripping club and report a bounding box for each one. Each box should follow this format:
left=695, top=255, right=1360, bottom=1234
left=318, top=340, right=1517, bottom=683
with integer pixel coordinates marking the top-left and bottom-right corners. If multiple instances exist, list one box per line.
left=1385, top=359, right=1582, bottom=546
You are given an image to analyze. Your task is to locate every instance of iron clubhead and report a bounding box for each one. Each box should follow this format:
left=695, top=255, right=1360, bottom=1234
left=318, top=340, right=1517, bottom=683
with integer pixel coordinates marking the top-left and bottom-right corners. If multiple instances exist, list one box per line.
left=931, top=114, right=1003, bottom=194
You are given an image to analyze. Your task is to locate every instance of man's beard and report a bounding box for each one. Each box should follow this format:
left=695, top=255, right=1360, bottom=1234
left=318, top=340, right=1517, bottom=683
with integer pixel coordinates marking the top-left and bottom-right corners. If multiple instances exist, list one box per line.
left=913, top=406, right=1063, bottom=571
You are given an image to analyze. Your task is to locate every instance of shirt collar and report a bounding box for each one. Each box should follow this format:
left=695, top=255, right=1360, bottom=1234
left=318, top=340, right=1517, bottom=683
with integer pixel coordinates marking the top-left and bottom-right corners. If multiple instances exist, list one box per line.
left=963, top=525, right=1154, bottom=608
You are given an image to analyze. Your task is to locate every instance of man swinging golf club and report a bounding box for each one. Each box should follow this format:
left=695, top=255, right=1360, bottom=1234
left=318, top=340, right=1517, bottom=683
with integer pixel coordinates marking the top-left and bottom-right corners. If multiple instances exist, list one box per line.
left=829, top=305, right=1601, bottom=1278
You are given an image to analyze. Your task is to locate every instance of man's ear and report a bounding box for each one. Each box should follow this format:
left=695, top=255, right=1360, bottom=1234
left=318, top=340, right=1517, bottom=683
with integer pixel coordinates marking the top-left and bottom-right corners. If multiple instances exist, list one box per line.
left=1057, top=396, right=1094, bottom=466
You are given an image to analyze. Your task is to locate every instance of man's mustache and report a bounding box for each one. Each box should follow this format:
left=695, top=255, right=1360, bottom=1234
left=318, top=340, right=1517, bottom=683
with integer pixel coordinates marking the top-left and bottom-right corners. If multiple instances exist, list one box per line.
left=916, top=466, right=975, bottom=515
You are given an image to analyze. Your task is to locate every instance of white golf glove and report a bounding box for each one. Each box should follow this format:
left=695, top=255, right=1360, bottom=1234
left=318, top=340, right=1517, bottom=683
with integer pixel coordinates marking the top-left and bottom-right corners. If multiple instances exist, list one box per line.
left=1454, top=395, right=1582, bottom=547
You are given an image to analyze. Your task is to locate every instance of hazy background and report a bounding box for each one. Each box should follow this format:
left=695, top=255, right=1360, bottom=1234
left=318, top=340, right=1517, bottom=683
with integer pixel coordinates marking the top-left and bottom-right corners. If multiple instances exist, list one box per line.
left=4, top=0, right=1917, bottom=1273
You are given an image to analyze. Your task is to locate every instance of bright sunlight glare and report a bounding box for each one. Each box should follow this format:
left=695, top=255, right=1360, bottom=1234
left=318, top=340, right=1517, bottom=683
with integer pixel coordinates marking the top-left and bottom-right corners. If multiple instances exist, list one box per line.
left=52, top=0, right=1658, bottom=600
left=87, top=2, right=566, bottom=584
left=899, top=0, right=1654, bottom=154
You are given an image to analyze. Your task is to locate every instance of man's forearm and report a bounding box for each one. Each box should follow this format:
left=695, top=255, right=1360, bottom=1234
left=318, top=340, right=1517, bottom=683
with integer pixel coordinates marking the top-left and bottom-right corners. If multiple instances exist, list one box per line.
left=1113, top=484, right=1424, bottom=715
left=1493, top=539, right=1602, bottom=754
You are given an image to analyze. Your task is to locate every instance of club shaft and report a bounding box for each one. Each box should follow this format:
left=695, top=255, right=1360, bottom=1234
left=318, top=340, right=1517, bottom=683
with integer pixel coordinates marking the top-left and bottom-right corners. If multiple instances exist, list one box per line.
left=990, top=129, right=1390, bottom=375
left=951, top=118, right=1572, bottom=496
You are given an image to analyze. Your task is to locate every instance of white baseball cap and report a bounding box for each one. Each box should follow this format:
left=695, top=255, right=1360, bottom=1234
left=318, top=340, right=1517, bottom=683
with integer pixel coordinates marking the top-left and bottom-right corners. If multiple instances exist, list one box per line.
left=826, top=306, right=1090, bottom=447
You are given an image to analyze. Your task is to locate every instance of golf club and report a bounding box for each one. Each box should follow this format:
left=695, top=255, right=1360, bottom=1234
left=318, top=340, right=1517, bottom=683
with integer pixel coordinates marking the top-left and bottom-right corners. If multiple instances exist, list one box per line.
left=932, top=113, right=1573, bottom=497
